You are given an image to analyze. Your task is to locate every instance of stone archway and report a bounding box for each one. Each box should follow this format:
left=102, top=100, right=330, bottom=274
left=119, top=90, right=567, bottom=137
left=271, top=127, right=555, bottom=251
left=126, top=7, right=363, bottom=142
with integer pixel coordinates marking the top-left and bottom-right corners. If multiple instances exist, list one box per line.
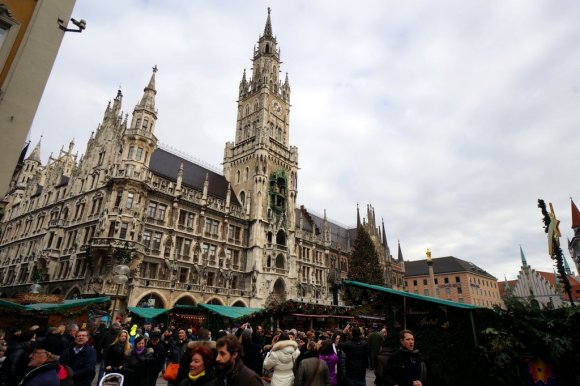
left=206, top=297, right=224, bottom=305
left=65, top=287, right=81, bottom=299
left=173, top=294, right=197, bottom=307
left=136, top=292, right=168, bottom=309
left=231, top=299, right=248, bottom=307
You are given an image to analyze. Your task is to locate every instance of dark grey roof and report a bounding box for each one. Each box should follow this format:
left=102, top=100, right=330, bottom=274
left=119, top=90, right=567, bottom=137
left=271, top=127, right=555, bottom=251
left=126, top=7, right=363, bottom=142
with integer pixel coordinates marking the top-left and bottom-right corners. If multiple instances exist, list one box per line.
left=149, top=148, right=240, bottom=206
left=55, top=176, right=69, bottom=188
left=294, top=206, right=355, bottom=250
left=405, top=256, right=496, bottom=280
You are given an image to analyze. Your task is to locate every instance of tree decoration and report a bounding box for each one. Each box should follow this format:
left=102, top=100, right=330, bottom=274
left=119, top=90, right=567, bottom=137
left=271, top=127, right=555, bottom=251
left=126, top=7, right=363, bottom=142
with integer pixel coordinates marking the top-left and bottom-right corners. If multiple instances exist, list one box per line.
left=538, top=199, right=575, bottom=306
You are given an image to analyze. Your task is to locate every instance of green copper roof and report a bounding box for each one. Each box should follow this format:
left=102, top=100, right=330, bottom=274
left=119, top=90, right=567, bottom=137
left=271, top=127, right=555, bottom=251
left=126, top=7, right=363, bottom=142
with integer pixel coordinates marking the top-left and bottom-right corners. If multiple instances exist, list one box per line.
left=344, top=280, right=481, bottom=310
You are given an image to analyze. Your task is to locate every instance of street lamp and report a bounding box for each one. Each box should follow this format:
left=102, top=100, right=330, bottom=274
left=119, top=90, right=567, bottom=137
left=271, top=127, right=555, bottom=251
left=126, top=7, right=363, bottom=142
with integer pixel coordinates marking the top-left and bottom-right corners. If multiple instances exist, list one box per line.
left=110, top=264, right=129, bottom=326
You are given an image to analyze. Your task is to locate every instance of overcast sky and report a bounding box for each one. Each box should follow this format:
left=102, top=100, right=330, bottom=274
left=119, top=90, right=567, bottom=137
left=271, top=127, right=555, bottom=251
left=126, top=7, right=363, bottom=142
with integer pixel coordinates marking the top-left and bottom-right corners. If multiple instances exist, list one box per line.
left=29, top=0, right=580, bottom=281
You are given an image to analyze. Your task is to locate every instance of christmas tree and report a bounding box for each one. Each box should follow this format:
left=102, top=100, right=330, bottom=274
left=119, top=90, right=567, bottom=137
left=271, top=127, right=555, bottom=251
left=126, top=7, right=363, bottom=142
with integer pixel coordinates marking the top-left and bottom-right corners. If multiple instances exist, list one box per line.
left=346, top=225, right=384, bottom=304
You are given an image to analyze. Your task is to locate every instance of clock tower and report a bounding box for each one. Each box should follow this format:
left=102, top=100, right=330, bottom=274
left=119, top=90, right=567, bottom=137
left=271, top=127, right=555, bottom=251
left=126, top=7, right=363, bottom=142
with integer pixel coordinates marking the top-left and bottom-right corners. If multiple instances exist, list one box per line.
left=223, top=8, right=298, bottom=304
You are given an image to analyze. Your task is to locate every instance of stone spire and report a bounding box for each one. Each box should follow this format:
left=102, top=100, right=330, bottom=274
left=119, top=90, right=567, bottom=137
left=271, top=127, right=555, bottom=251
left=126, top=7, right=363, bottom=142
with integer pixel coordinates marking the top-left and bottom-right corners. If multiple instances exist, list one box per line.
left=520, top=245, right=528, bottom=268
left=356, top=203, right=361, bottom=228
left=397, top=240, right=404, bottom=262
left=571, top=198, right=580, bottom=229
left=27, top=138, right=42, bottom=163
left=263, top=7, right=273, bottom=37
left=139, top=65, right=157, bottom=112
left=381, top=218, right=389, bottom=249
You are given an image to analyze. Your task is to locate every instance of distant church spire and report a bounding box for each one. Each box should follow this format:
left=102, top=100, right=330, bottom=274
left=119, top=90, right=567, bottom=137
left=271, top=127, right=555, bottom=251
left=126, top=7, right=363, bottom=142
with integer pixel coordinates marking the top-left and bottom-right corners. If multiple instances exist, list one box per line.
left=520, top=245, right=528, bottom=268
left=356, top=203, right=361, bottom=228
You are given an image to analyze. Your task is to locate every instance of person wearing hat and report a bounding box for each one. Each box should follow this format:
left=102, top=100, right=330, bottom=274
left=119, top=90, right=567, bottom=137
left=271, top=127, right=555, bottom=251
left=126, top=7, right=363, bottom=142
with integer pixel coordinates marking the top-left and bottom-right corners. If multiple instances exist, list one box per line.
left=18, top=335, right=63, bottom=386
left=146, top=332, right=166, bottom=386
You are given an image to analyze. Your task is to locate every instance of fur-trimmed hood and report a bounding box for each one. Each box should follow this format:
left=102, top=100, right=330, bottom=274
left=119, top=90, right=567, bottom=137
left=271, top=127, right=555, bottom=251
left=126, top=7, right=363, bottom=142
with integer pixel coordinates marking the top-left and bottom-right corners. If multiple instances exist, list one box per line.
left=272, top=339, right=298, bottom=352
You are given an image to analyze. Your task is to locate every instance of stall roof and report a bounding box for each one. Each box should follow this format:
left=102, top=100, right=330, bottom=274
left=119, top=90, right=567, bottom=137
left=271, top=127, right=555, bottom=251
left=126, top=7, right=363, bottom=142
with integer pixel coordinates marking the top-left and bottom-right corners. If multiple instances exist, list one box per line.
left=344, top=280, right=481, bottom=310
left=0, top=299, right=30, bottom=311
left=26, top=297, right=111, bottom=311
left=291, top=313, right=355, bottom=319
left=198, top=304, right=261, bottom=319
left=128, top=307, right=169, bottom=319
left=0, top=297, right=110, bottom=312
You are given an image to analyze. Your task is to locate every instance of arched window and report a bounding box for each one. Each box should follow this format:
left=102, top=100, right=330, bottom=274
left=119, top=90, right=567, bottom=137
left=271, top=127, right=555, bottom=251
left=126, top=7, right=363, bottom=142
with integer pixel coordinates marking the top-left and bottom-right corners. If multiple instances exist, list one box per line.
left=276, top=230, right=286, bottom=246
left=267, top=231, right=273, bottom=243
left=275, top=254, right=285, bottom=269
left=236, top=170, right=241, bottom=183
left=240, top=191, right=246, bottom=207
left=135, top=117, right=142, bottom=128
left=265, top=44, right=270, bottom=54
left=244, top=167, right=249, bottom=181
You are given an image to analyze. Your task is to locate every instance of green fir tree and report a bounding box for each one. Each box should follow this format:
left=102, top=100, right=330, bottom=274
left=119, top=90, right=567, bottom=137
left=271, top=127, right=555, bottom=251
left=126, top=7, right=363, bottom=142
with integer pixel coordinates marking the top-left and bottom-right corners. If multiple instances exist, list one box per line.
left=346, top=226, right=384, bottom=304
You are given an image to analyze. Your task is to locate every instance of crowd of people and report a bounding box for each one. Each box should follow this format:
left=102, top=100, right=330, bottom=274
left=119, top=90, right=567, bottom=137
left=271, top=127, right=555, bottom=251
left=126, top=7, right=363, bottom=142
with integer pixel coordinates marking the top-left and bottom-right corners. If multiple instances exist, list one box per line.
left=0, top=320, right=428, bottom=386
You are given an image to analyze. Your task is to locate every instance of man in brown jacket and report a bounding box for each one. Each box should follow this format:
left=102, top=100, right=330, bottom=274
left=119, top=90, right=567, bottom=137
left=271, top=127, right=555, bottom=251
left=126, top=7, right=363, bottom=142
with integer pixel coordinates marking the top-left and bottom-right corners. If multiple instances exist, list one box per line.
left=215, top=335, right=263, bottom=386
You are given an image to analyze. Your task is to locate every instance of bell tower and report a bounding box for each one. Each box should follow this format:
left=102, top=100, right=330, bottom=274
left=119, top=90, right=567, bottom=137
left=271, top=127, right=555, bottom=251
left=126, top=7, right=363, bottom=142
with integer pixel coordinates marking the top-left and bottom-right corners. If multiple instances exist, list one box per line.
left=223, top=8, right=298, bottom=302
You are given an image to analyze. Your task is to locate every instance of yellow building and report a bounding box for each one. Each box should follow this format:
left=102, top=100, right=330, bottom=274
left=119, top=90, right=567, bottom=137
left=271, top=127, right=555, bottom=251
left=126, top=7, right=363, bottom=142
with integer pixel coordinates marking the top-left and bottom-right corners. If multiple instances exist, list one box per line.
left=404, top=256, right=502, bottom=308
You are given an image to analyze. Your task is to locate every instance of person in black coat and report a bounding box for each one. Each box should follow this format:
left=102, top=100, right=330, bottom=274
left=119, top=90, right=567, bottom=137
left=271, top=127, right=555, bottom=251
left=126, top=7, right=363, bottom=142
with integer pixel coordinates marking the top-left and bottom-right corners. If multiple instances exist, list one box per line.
left=375, top=337, right=396, bottom=386
left=337, top=325, right=368, bottom=386
left=0, top=331, right=33, bottom=386
left=384, top=330, right=427, bottom=386
left=61, top=330, right=96, bottom=386
left=124, top=336, right=154, bottom=386
left=146, top=332, right=166, bottom=386
left=235, top=324, right=263, bottom=376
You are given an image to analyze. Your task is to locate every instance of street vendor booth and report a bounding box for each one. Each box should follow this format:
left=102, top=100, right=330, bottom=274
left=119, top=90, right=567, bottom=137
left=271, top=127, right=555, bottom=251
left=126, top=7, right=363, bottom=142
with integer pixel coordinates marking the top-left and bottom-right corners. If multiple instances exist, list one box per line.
left=168, top=304, right=261, bottom=331
left=243, top=300, right=354, bottom=331
left=0, top=296, right=111, bottom=329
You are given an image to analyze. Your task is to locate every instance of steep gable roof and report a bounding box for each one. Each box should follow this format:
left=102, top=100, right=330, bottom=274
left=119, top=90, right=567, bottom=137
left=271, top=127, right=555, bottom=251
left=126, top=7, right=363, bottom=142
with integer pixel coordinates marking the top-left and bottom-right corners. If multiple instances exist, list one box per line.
left=149, top=148, right=240, bottom=206
left=405, top=256, right=496, bottom=280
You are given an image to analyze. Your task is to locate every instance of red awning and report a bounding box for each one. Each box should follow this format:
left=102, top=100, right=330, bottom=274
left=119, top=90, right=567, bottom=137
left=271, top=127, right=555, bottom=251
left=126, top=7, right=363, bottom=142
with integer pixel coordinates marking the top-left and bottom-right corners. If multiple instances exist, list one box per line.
left=291, top=313, right=355, bottom=319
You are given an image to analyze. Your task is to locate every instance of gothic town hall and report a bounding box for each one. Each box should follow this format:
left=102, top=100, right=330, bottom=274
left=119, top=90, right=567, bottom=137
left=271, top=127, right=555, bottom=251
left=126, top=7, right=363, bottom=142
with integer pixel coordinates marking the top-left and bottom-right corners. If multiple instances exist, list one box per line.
left=0, top=11, right=404, bottom=312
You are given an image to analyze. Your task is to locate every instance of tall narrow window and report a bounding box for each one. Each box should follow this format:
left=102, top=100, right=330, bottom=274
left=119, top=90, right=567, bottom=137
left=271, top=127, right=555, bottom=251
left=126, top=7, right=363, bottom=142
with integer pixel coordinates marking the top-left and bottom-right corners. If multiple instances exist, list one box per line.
left=125, top=193, right=134, bottom=209
left=127, top=145, right=135, bottom=160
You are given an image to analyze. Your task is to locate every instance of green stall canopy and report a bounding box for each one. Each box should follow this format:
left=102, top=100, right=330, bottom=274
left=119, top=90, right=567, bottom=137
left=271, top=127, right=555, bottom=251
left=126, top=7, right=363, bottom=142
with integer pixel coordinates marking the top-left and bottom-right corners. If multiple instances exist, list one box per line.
left=198, top=304, right=261, bottom=319
left=344, top=280, right=481, bottom=309
left=128, top=307, right=169, bottom=319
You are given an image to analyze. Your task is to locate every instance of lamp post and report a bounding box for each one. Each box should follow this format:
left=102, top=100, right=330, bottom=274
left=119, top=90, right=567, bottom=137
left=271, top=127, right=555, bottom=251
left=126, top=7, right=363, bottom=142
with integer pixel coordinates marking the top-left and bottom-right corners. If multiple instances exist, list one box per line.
left=110, top=264, right=130, bottom=326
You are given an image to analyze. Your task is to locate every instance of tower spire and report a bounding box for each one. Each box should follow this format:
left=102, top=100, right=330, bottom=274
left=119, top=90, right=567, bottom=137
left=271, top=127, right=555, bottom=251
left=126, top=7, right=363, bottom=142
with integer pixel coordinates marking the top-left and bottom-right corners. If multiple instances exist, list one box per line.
left=356, top=203, right=361, bottom=228
left=571, top=198, right=580, bottom=229
left=397, top=240, right=404, bottom=262
left=264, top=7, right=273, bottom=37
left=139, top=65, right=157, bottom=112
left=27, top=137, right=42, bottom=163
left=520, top=245, right=528, bottom=268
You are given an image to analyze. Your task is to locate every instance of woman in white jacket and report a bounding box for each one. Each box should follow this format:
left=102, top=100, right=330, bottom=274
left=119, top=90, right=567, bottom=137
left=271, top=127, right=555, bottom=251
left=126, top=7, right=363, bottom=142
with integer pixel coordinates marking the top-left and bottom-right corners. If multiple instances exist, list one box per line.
left=263, top=333, right=300, bottom=386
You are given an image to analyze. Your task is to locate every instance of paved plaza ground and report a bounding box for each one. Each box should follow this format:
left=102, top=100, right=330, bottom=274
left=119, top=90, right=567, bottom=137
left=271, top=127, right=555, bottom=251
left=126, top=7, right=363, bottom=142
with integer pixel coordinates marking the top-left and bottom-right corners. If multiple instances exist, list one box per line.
left=92, top=367, right=376, bottom=385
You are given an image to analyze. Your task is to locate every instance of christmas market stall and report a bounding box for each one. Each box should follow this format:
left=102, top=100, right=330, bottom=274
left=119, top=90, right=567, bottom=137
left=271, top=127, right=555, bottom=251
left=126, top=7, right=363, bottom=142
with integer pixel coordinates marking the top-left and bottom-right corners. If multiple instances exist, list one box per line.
left=167, top=304, right=261, bottom=332
left=0, top=296, right=111, bottom=329
left=127, top=306, right=169, bottom=326
left=242, top=300, right=354, bottom=331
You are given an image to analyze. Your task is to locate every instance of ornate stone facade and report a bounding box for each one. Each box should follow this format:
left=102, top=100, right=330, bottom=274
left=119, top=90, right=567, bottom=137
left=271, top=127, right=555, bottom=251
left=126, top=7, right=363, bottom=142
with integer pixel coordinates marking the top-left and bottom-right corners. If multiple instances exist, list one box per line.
left=0, top=10, right=404, bottom=314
